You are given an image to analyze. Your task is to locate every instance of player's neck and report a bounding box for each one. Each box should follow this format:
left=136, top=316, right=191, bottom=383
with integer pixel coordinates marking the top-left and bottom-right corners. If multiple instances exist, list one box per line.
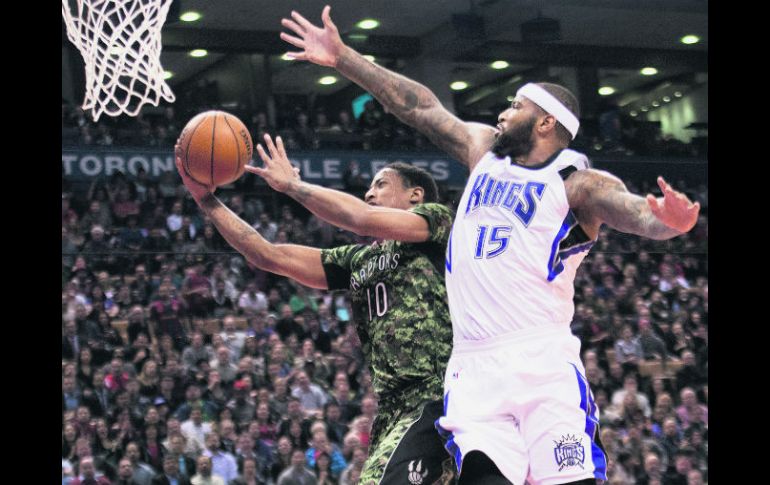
left=514, top=141, right=565, bottom=167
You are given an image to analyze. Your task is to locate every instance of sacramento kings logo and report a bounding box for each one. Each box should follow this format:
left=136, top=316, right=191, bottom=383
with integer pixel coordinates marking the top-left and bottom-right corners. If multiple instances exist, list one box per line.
left=554, top=434, right=585, bottom=471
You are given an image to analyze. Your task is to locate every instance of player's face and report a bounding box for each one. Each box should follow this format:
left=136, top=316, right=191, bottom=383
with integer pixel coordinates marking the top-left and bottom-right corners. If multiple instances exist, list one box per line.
left=365, top=169, right=415, bottom=210
left=492, top=96, right=539, bottom=159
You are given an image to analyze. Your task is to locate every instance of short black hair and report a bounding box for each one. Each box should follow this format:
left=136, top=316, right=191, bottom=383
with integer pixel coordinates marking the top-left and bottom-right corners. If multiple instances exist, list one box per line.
left=385, top=162, right=439, bottom=203
left=535, top=82, right=580, bottom=145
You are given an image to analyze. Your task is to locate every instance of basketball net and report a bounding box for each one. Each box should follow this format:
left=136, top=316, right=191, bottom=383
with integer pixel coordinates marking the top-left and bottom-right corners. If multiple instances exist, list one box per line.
left=62, top=0, right=176, bottom=121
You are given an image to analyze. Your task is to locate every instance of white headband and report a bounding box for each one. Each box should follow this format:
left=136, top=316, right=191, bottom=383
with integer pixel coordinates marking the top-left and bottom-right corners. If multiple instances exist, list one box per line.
left=516, top=83, right=580, bottom=140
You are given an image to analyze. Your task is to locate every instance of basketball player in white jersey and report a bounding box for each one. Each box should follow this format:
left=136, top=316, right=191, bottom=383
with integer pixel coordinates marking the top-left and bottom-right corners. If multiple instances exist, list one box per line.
left=280, top=6, right=700, bottom=484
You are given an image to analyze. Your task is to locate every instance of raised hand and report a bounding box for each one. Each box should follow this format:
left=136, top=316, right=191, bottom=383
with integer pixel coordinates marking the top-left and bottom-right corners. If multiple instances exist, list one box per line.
left=280, top=5, right=344, bottom=67
left=246, top=134, right=301, bottom=193
left=646, top=176, right=701, bottom=233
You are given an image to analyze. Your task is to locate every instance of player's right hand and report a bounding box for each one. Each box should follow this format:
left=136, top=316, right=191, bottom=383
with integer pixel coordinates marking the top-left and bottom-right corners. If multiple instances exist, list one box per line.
left=174, top=142, right=214, bottom=202
left=247, top=134, right=301, bottom=194
left=280, top=5, right=343, bottom=67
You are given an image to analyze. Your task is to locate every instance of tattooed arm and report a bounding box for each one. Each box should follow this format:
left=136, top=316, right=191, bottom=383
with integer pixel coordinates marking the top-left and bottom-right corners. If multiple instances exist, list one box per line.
left=566, top=170, right=700, bottom=240
left=174, top=156, right=328, bottom=289
left=280, top=6, right=496, bottom=171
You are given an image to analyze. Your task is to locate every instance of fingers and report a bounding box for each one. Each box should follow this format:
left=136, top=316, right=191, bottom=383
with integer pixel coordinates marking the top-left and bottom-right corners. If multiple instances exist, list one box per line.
left=283, top=51, right=308, bottom=61
left=291, top=10, right=315, bottom=30
left=646, top=194, right=662, bottom=216
left=263, top=134, right=279, bottom=158
left=255, top=143, right=271, bottom=165
left=281, top=17, right=306, bottom=35
left=280, top=32, right=306, bottom=49
left=322, top=5, right=336, bottom=31
left=244, top=165, right=269, bottom=178
left=275, top=135, right=287, bottom=158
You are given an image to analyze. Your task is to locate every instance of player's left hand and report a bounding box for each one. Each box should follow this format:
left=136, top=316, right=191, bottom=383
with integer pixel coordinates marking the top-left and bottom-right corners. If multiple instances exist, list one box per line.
left=246, top=134, right=302, bottom=193
left=646, top=176, right=700, bottom=233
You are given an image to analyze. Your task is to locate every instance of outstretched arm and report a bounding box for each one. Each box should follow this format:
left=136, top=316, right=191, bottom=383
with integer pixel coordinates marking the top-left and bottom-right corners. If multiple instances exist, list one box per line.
left=281, top=6, right=496, bottom=170
left=174, top=154, right=328, bottom=289
left=246, top=134, right=431, bottom=243
left=567, top=170, right=700, bottom=240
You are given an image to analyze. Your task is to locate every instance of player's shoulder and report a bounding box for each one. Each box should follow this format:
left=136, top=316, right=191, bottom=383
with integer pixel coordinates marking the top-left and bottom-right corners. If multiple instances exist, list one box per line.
left=564, top=168, right=625, bottom=209
left=321, top=243, right=368, bottom=263
left=409, top=202, right=453, bottom=216
left=565, top=167, right=624, bottom=187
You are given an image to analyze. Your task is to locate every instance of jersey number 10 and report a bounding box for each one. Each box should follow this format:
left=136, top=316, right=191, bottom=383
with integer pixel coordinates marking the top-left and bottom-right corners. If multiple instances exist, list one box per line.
left=366, top=282, right=388, bottom=320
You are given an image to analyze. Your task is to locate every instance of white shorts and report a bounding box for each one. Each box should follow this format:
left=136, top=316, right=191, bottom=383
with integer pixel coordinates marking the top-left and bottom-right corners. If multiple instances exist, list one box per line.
left=436, top=326, right=607, bottom=485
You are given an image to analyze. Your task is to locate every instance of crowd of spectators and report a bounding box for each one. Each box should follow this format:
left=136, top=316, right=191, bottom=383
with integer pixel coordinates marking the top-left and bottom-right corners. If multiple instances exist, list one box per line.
left=62, top=97, right=708, bottom=159
left=62, top=132, right=708, bottom=484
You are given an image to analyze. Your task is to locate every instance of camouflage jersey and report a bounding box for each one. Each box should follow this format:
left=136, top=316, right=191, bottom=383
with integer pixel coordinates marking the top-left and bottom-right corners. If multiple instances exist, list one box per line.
left=321, top=203, right=454, bottom=413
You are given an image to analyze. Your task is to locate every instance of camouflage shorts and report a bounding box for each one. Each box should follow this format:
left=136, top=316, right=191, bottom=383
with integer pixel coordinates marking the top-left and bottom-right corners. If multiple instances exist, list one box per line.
left=359, top=400, right=456, bottom=485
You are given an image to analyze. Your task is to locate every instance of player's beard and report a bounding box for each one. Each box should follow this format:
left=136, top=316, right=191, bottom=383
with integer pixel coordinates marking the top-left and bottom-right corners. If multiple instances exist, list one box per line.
left=491, top=115, right=537, bottom=159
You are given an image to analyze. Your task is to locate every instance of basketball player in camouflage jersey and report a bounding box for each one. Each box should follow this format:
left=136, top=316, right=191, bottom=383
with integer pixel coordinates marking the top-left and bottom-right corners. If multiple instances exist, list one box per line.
left=174, top=135, right=456, bottom=485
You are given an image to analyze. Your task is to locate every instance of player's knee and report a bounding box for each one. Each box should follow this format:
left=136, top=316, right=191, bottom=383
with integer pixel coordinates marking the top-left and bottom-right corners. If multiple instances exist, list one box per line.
left=457, top=451, right=513, bottom=485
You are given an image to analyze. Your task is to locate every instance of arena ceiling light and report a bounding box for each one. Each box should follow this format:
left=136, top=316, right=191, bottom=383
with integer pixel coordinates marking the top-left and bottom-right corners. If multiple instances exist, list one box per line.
left=163, top=71, right=174, bottom=80
left=598, top=86, right=615, bottom=96
left=507, top=95, right=515, bottom=102
left=629, top=111, right=638, bottom=117
left=674, top=91, right=683, bottom=98
left=179, top=11, right=202, bottom=22
left=318, top=76, right=338, bottom=85
left=640, top=67, right=658, bottom=76
left=363, top=55, right=376, bottom=62
left=640, top=106, right=649, bottom=112
left=357, top=19, right=380, bottom=29
left=189, top=49, right=208, bottom=58
left=490, top=60, right=509, bottom=70
left=663, top=96, right=671, bottom=103
left=281, top=53, right=295, bottom=61
left=680, top=34, right=700, bottom=45
left=651, top=100, right=660, bottom=107
left=450, top=81, right=469, bottom=91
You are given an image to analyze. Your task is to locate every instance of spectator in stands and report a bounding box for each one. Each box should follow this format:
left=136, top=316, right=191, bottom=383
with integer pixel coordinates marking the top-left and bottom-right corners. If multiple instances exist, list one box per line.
left=612, top=374, right=652, bottom=419
left=638, top=318, right=667, bottom=361
left=182, top=332, right=213, bottom=373
left=209, top=346, right=238, bottom=385
left=180, top=404, right=212, bottom=455
left=614, top=324, right=643, bottom=370
left=201, top=432, right=238, bottom=483
left=291, top=370, right=327, bottom=419
left=676, top=387, right=708, bottom=429
left=150, top=454, right=191, bottom=485
left=149, top=284, right=188, bottom=351
left=165, top=433, right=197, bottom=478
left=113, top=457, right=140, bottom=485
left=238, top=282, right=268, bottom=316
left=276, top=449, right=316, bottom=485
left=675, top=350, right=707, bottom=393
left=191, top=455, right=226, bottom=485
left=125, top=441, right=156, bottom=485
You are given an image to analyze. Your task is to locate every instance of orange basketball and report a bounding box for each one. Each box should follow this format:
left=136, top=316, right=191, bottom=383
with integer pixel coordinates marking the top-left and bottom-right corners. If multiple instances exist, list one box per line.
left=177, top=110, right=253, bottom=187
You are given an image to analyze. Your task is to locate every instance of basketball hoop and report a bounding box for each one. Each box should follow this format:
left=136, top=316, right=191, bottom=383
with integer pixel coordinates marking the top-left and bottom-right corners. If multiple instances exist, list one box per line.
left=61, top=0, right=176, bottom=121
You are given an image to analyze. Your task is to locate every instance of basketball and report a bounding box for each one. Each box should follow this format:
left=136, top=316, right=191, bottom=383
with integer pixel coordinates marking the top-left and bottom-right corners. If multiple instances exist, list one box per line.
left=177, top=110, right=253, bottom=187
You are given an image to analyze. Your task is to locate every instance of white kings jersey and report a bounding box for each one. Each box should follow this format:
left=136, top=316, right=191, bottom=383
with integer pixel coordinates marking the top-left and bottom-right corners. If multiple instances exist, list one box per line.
left=445, top=148, right=596, bottom=340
